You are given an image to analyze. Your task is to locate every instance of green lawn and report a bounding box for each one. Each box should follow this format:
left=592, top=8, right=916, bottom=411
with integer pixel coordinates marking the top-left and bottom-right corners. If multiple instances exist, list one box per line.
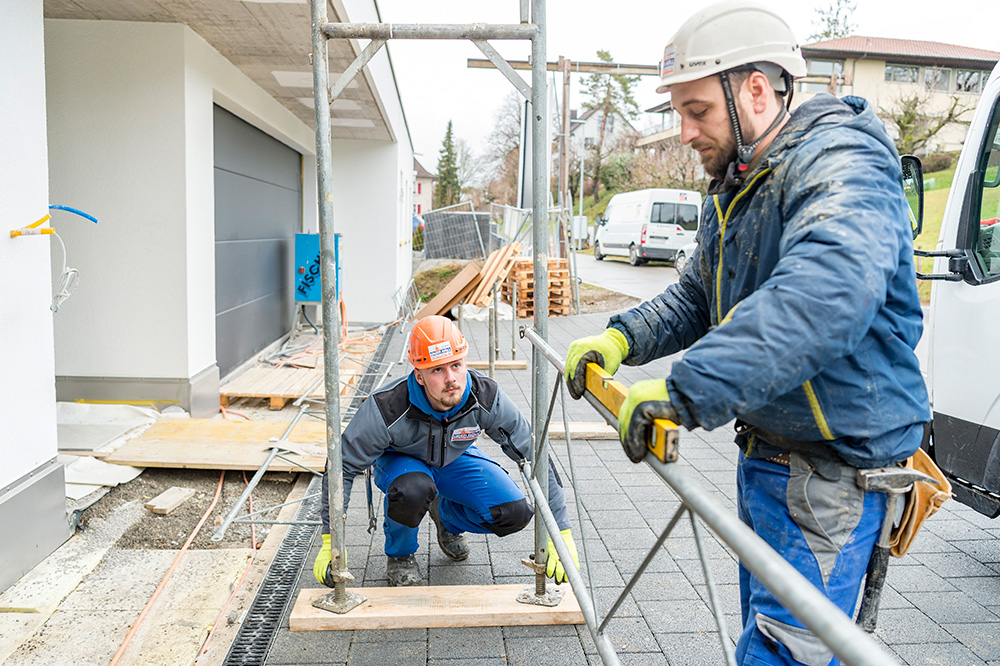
left=913, top=165, right=956, bottom=303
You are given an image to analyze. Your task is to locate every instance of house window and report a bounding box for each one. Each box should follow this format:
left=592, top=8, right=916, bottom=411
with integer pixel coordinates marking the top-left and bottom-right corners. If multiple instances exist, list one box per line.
left=800, top=59, right=843, bottom=93
left=924, top=67, right=950, bottom=92
left=885, top=64, right=919, bottom=84
left=584, top=137, right=595, bottom=148
left=417, top=182, right=422, bottom=195
left=956, top=69, right=987, bottom=94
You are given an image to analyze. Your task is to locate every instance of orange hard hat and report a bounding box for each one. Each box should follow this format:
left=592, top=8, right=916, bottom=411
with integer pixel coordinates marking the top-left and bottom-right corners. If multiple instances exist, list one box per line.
left=408, top=315, right=469, bottom=369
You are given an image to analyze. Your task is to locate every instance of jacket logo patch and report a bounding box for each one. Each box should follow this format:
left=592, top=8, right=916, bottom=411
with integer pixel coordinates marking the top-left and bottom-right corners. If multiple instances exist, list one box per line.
left=451, top=426, right=480, bottom=442
left=428, top=341, right=453, bottom=361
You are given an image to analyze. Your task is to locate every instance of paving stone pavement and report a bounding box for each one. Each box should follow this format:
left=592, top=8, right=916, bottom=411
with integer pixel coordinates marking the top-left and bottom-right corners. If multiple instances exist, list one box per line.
left=264, top=313, right=1000, bottom=666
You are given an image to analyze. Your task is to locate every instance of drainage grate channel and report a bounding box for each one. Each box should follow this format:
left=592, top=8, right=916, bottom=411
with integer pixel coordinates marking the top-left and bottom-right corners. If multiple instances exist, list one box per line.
left=222, top=475, right=320, bottom=666
left=222, top=325, right=398, bottom=665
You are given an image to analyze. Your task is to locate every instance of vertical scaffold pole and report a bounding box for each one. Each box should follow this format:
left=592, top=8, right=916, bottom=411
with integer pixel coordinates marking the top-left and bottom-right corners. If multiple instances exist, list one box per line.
left=530, top=0, right=551, bottom=593
left=309, top=0, right=365, bottom=614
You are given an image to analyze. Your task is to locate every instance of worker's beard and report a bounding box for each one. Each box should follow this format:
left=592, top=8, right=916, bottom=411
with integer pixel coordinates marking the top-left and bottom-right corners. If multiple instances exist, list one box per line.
left=697, top=104, right=757, bottom=181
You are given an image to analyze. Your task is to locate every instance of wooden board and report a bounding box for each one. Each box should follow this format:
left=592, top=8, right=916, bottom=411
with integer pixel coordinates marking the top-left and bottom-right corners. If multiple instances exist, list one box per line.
left=466, top=360, right=528, bottom=370
left=468, top=242, right=522, bottom=307
left=413, top=262, right=482, bottom=320
left=104, top=419, right=336, bottom=472
left=290, top=584, right=584, bottom=631
left=546, top=421, right=617, bottom=440
left=145, top=486, right=196, bottom=514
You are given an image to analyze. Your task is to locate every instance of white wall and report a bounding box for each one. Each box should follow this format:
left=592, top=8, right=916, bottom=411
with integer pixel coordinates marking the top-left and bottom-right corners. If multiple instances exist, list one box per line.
left=46, top=20, right=190, bottom=379
left=0, top=0, right=58, bottom=486
left=46, top=20, right=319, bottom=383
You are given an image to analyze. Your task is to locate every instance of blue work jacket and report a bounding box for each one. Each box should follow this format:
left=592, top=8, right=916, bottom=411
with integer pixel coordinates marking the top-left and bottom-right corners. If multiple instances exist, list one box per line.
left=610, top=94, right=930, bottom=468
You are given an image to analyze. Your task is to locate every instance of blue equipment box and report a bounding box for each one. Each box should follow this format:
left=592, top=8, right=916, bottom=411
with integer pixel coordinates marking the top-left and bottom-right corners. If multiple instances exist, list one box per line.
left=295, top=233, right=340, bottom=303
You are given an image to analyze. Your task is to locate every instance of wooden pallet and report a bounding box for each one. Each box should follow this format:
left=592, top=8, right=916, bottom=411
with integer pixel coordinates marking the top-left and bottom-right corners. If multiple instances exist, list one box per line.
left=515, top=303, right=572, bottom=318
left=220, top=356, right=367, bottom=410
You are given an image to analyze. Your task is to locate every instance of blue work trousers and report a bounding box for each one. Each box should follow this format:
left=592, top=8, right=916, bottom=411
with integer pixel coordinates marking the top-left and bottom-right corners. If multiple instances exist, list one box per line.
left=735, top=452, right=886, bottom=666
left=373, top=446, right=527, bottom=558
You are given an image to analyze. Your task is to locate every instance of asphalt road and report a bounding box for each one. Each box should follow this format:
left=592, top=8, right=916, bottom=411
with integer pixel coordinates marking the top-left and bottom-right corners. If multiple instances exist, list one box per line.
left=571, top=251, right=679, bottom=302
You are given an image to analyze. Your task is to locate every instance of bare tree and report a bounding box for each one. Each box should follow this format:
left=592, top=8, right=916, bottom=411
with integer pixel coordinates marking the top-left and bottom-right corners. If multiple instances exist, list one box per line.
left=582, top=50, right=639, bottom=205
left=809, top=0, right=857, bottom=41
left=880, top=92, right=972, bottom=155
left=456, top=138, right=488, bottom=199
left=482, top=92, right=522, bottom=205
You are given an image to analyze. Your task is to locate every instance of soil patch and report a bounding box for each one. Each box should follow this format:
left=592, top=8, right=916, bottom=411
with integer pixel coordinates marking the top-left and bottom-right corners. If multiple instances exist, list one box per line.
left=576, top=283, right=642, bottom=314
left=413, top=262, right=465, bottom=303
left=84, top=467, right=301, bottom=550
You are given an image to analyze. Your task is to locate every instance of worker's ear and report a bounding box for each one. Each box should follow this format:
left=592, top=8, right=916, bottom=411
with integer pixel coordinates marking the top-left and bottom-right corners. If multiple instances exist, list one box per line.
left=413, top=369, right=425, bottom=387
left=744, top=70, right=773, bottom=115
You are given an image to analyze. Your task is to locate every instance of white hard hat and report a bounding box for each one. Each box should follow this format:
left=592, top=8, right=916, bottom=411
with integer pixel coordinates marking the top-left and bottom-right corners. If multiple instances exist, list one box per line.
left=656, top=0, right=807, bottom=93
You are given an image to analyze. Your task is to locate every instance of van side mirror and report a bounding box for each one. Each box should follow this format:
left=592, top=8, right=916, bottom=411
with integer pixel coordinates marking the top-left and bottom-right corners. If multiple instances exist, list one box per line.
left=598, top=216, right=607, bottom=226
left=901, top=155, right=923, bottom=240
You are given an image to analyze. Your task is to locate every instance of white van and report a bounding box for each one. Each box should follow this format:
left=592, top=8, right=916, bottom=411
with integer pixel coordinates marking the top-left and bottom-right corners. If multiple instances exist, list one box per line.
left=593, top=188, right=702, bottom=266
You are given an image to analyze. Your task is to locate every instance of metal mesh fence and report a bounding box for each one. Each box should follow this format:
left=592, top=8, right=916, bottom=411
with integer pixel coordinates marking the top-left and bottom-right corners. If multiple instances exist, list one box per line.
left=421, top=201, right=503, bottom=259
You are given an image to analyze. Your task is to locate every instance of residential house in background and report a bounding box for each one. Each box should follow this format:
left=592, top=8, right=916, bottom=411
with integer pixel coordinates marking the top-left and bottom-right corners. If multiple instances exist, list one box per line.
left=413, top=158, right=437, bottom=215
left=639, top=36, right=1000, bottom=155
left=569, top=107, right=639, bottom=156
left=799, top=36, right=1000, bottom=153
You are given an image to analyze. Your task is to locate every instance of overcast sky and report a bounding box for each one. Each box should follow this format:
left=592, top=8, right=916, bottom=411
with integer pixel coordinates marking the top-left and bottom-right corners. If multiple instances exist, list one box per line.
left=374, top=0, right=998, bottom=168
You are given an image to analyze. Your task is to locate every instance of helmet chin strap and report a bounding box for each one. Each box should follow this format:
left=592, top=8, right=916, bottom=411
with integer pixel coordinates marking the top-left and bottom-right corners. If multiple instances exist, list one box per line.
left=719, top=70, right=788, bottom=179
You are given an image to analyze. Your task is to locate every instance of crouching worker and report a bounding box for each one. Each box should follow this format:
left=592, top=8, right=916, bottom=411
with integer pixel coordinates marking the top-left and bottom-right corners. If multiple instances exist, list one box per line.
left=314, top=315, right=577, bottom=587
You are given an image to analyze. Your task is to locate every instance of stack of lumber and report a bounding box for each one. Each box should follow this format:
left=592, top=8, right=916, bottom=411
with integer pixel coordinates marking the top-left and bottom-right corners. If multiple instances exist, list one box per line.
left=412, top=241, right=523, bottom=320
left=502, top=258, right=572, bottom=317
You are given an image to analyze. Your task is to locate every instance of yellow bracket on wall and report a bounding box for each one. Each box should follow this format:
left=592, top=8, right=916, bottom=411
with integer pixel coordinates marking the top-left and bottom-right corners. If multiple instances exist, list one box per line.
left=10, top=213, right=53, bottom=238
left=583, top=362, right=680, bottom=463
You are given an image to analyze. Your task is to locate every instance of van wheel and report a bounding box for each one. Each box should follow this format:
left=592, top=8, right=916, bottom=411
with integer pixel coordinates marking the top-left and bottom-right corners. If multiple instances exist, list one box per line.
left=593, top=242, right=604, bottom=261
left=674, top=251, right=688, bottom=273
left=629, top=244, right=641, bottom=266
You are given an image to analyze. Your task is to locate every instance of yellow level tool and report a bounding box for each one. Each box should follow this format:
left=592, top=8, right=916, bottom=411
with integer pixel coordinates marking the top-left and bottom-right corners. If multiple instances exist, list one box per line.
left=582, top=362, right=680, bottom=464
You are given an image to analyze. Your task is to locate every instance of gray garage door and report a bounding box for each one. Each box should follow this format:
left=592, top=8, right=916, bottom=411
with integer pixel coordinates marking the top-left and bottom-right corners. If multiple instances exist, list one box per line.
left=214, top=105, right=301, bottom=378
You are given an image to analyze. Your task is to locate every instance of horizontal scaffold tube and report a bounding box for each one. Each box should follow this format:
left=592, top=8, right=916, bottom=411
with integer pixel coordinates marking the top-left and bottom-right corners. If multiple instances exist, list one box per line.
left=523, top=327, right=899, bottom=666
left=321, top=23, right=538, bottom=40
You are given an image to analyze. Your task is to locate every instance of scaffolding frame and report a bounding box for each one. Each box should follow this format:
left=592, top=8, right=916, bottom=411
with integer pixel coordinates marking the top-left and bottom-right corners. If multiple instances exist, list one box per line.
left=309, top=0, right=558, bottom=619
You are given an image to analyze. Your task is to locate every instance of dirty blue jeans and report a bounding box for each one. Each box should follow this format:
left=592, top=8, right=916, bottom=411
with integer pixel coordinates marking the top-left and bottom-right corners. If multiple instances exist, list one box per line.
left=735, top=452, right=886, bottom=666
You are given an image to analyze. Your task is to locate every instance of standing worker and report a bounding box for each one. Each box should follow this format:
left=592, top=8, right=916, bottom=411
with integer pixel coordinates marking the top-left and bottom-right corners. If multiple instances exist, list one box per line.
left=315, top=315, right=577, bottom=587
left=564, top=2, right=929, bottom=664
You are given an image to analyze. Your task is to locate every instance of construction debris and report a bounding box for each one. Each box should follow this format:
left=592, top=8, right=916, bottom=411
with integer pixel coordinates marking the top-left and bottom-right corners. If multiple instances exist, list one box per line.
left=144, top=486, right=196, bottom=515
left=412, top=261, right=482, bottom=320
left=467, top=242, right=523, bottom=307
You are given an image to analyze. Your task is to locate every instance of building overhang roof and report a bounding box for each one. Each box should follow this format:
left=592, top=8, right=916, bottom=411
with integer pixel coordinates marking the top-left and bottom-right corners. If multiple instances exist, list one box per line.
left=43, top=0, right=396, bottom=141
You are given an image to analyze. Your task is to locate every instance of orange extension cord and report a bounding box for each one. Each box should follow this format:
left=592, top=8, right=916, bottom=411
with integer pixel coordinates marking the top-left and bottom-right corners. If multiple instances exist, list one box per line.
left=108, top=471, right=226, bottom=666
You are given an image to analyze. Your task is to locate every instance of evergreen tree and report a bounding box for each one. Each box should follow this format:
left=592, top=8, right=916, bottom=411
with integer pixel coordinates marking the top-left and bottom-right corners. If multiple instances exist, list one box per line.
left=433, top=121, right=461, bottom=209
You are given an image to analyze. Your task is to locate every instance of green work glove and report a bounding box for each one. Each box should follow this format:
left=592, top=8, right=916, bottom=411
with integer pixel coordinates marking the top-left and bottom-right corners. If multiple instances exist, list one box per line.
left=546, top=528, right=580, bottom=584
left=564, top=328, right=629, bottom=399
left=618, top=378, right=679, bottom=464
left=313, top=533, right=334, bottom=587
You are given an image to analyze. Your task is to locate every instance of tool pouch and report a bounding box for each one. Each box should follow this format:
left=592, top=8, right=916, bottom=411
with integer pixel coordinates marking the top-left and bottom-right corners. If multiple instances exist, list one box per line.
left=889, top=447, right=952, bottom=558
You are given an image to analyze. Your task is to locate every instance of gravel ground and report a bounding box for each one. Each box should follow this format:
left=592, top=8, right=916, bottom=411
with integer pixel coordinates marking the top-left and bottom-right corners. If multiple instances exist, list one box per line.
left=84, top=467, right=302, bottom=550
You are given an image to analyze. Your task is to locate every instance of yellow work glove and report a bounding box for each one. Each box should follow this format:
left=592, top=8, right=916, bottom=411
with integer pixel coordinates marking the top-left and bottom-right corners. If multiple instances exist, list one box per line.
left=618, top=378, right=678, bottom=464
left=564, top=328, right=629, bottom=399
left=313, top=533, right=334, bottom=587
left=546, top=528, right=580, bottom=584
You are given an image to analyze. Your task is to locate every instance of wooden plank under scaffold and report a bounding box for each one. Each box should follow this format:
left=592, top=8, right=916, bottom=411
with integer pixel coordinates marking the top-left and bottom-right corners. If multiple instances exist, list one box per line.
left=290, top=584, right=584, bottom=631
